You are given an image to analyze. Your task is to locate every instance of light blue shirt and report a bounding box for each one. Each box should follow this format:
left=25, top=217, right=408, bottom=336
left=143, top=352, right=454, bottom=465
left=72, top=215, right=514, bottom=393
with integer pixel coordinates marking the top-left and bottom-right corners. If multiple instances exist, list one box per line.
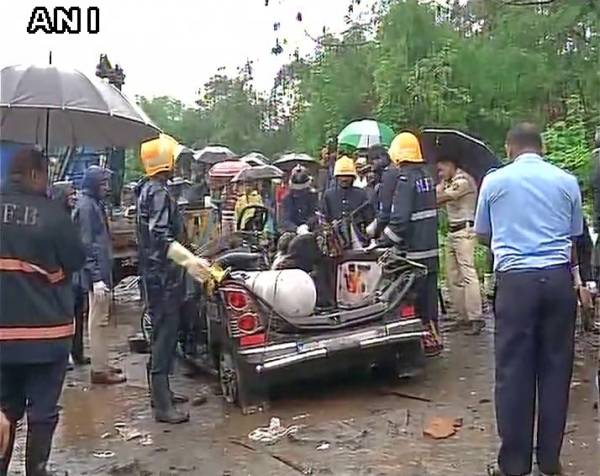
left=475, top=153, right=583, bottom=272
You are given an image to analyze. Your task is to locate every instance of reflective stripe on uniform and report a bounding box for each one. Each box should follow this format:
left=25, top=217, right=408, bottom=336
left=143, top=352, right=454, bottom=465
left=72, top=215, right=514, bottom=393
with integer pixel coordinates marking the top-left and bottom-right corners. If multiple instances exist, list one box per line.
left=406, top=249, right=439, bottom=260
left=383, top=226, right=403, bottom=244
left=410, top=209, right=437, bottom=222
left=0, top=258, right=65, bottom=284
left=0, top=321, right=75, bottom=341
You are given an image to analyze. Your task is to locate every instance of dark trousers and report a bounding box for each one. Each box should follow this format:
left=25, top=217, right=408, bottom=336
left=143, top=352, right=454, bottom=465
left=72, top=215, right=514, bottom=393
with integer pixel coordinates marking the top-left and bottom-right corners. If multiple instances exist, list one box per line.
left=146, top=286, right=182, bottom=377
left=0, top=358, right=68, bottom=474
left=494, top=266, right=576, bottom=475
left=416, top=270, right=439, bottom=327
left=72, top=288, right=88, bottom=361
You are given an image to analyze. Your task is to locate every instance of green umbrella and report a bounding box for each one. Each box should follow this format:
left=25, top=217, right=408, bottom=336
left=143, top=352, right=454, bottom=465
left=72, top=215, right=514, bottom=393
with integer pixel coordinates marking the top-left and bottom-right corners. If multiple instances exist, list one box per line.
left=338, top=119, right=395, bottom=149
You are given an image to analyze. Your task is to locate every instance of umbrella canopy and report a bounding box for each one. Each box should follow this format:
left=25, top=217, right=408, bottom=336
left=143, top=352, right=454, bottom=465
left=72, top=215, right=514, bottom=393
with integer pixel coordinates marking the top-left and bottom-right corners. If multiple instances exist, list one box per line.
left=194, top=145, right=237, bottom=165
left=337, top=119, right=395, bottom=149
left=208, top=160, right=250, bottom=179
left=232, top=164, right=284, bottom=183
left=272, top=153, right=319, bottom=172
left=0, top=64, right=160, bottom=148
left=420, top=128, right=500, bottom=186
left=240, top=152, right=269, bottom=167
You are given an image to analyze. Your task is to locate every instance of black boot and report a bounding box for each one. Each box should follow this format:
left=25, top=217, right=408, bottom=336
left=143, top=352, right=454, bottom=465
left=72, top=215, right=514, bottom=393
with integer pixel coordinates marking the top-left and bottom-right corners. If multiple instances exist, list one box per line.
left=25, top=423, right=67, bottom=476
left=0, top=422, right=16, bottom=476
left=151, top=375, right=189, bottom=424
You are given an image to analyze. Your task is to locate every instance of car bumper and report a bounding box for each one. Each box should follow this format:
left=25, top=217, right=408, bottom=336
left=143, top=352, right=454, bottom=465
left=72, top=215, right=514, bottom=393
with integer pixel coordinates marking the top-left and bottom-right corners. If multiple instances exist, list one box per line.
left=237, top=318, right=424, bottom=373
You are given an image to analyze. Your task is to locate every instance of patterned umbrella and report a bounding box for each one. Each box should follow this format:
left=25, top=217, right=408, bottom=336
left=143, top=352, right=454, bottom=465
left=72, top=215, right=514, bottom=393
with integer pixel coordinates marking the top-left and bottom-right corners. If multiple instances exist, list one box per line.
left=337, top=120, right=395, bottom=149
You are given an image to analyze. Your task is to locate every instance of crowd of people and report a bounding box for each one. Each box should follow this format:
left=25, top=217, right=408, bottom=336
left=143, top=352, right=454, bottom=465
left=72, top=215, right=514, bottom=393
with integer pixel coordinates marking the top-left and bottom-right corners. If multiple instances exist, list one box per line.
left=0, top=122, right=597, bottom=476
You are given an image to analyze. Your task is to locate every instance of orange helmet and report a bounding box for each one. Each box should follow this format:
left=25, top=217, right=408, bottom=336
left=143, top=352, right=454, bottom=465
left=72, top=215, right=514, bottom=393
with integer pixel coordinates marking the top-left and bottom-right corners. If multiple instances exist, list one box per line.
left=140, top=134, right=178, bottom=177
left=389, top=132, right=424, bottom=164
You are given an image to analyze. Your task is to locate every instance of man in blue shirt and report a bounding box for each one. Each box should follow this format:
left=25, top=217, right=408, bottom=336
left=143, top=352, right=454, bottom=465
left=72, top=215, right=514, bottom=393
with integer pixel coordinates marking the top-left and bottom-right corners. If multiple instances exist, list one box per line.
left=476, top=123, right=582, bottom=476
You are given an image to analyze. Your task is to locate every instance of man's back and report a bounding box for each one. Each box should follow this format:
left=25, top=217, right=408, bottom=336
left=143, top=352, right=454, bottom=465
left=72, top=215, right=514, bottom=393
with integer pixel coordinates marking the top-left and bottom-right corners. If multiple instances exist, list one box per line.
left=0, top=186, right=85, bottom=363
left=476, top=153, right=582, bottom=271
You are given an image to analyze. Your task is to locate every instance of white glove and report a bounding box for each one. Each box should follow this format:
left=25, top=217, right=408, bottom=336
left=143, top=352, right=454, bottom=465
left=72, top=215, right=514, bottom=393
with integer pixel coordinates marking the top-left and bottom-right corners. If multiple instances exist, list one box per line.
left=297, top=224, right=310, bottom=235
left=93, top=281, right=109, bottom=295
left=366, top=219, right=378, bottom=238
left=167, top=241, right=211, bottom=283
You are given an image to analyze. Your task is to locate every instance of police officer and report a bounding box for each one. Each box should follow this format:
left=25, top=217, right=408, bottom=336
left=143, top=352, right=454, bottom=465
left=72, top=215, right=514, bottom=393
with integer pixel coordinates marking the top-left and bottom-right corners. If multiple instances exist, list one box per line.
left=0, top=145, right=85, bottom=476
left=476, top=123, right=582, bottom=476
left=281, top=166, right=318, bottom=233
left=436, top=160, right=484, bottom=335
left=137, top=136, right=211, bottom=424
left=380, top=132, right=441, bottom=356
left=322, top=156, right=374, bottom=242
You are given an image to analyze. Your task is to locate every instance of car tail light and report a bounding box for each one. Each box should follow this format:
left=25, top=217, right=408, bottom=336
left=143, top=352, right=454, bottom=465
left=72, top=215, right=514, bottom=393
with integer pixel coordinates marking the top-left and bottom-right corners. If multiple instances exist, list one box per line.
left=240, top=333, right=266, bottom=347
left=237, top=313, right=259, bottom=333
left=399, top=304, right=416, bottom=319
left=225, top=290, right=248, bottom=311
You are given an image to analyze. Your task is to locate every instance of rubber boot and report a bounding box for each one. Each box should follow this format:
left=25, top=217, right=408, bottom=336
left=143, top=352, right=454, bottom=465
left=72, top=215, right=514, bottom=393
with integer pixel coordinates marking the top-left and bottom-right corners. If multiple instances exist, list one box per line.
left=25, top=423, right=67, bottom=476
left=148, top=362, right=188, bottom=406
left=0, top=422, right=16, bottom=476
left=151, top=374, right=189, bottom=424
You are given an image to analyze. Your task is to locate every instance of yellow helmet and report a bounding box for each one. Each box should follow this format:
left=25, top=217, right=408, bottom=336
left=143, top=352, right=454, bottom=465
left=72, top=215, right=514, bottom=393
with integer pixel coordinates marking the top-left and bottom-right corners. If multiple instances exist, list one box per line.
left=334, top=156, right=357, bottom=177
left=140, top=134, right=179, bottom=177
left=389, top=132, right=424, bottom=164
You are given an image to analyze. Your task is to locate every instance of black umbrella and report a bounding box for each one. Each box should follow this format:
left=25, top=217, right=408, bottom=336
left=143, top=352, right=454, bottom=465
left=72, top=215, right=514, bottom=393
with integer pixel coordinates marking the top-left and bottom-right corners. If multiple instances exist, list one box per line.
left=421, top=129, right=500, bottom=186
left=193, top=145, right=237, bottom=165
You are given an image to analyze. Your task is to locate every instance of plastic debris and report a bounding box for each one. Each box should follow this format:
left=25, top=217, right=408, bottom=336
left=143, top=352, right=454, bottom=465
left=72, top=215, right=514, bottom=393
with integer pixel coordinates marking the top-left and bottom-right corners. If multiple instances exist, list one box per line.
left=113, top=276, right=141, bottom=303
left=316, top=442, right=330, bottom=451
left=248, top=417, right=299, bottom=444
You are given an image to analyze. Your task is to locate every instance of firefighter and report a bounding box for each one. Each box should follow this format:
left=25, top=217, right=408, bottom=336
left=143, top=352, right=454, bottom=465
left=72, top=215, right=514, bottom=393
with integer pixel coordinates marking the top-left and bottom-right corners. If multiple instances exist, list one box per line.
left=365, top=145, right=400, bottom=239
left=381, top=132, right=442, bottom=356
left=322, top=156, right=374, bottom=242
left=137, top=135, right=211, bottom=424
left=0, top=145, right=85, bottom=476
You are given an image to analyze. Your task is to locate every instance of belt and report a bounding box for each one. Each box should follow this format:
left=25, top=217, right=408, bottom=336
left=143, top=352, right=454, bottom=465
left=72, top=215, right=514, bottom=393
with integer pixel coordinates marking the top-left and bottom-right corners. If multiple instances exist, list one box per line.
left=448, top=221, right=474, bottom=233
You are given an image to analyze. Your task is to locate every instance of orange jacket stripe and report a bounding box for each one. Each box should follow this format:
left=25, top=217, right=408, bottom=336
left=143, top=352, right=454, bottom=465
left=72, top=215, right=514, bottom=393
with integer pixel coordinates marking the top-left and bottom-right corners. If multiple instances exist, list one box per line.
left=0, top=258, right=66, bottom=284
left=0, top=321, right=75, bottom=341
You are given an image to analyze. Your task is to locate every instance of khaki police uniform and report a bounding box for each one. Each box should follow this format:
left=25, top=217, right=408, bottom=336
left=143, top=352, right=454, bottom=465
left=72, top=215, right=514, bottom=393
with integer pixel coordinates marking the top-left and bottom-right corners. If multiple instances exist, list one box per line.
left=439, top=169, right=482, bottom=323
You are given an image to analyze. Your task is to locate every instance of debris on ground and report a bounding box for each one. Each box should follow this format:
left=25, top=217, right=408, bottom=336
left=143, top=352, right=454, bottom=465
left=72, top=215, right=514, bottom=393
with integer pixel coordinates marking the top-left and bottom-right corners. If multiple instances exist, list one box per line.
left=248, top=417, right=299, bottom=444
left=316, top=442, right=330, bottom=451
left=423, top=417, right=463, bottom=439
left=92, top=450, right=116, bottom=458
left=192, top=393, right=208, bottom=406
left=113, top=276, right=141, bottom=303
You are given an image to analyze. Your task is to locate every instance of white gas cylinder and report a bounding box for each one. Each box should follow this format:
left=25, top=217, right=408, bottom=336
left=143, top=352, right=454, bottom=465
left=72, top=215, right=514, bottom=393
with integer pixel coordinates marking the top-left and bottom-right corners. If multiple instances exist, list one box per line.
left=238, top=269, right=316, bottom=317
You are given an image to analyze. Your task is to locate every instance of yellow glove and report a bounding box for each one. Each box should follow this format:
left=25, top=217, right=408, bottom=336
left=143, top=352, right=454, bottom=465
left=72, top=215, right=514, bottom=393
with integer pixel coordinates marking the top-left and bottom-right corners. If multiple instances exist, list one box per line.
left=167, top=241, right=211, bottom=282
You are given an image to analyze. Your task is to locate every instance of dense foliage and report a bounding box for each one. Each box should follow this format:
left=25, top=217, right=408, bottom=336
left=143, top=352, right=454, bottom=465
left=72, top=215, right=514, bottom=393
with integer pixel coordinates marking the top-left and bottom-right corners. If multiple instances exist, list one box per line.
left=136, top=0, right=600, bottom=187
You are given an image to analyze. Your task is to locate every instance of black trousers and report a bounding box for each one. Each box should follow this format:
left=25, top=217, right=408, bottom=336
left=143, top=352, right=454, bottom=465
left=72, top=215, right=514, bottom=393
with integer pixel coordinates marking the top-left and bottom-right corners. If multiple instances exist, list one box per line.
left=0, top=358, right=68, bottom=473
left=72, top=287, right=88, bottom=361
left=416, top=269, right=439, bottom=327
left=146, top=284, right=182, bottom=377
left=494, top=266, right=576, bottom=475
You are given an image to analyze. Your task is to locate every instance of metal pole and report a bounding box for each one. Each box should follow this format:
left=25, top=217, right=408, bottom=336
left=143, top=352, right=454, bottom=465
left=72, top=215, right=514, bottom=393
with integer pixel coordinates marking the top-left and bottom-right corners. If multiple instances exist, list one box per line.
left=45, top=51, right=52, bottom=156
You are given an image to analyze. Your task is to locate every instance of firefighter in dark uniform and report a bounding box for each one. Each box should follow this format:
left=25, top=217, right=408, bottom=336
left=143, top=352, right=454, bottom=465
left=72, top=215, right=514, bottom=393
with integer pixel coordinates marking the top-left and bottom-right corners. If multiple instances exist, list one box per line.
left=0, top=145, right=85, bottom=476
left=322, top=156, right=374, bottom=245
left=365, top=145, right=400, bottom=239
left=137, top=135, right=211, bottom=424
left=379, top=132, right=442, bottom=356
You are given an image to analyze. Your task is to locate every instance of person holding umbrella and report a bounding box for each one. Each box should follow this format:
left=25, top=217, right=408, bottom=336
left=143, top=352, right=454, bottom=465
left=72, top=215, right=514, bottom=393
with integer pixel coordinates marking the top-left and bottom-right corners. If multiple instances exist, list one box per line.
left=436, top=159, right=484, bottom=335
left=0, top=145, right=85, bottom=476
left=281, top=165, right=318, bottom=233
left=138, top=135, right=211, bottom=424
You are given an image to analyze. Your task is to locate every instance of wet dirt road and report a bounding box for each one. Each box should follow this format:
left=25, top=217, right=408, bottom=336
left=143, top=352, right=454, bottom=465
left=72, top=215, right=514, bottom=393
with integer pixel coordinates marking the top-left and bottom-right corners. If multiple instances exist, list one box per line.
left=8, top=303, right=600, bottom=476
